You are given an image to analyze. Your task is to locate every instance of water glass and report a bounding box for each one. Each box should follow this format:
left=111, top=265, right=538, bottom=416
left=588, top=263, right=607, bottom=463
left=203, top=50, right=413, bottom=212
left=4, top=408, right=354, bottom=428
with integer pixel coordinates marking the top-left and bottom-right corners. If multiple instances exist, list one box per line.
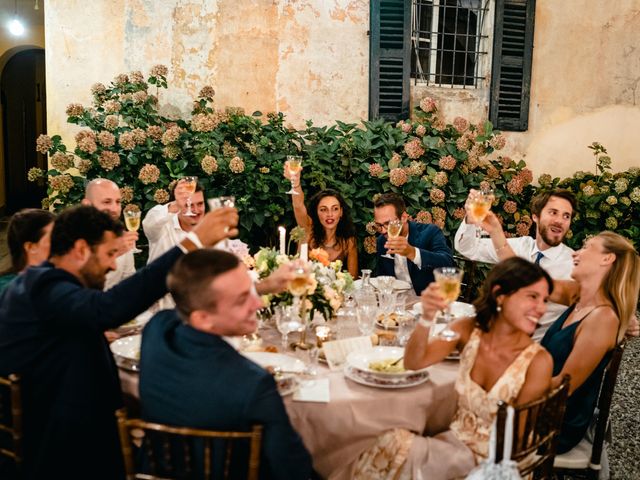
left=357, top=304, right=377, bottom=335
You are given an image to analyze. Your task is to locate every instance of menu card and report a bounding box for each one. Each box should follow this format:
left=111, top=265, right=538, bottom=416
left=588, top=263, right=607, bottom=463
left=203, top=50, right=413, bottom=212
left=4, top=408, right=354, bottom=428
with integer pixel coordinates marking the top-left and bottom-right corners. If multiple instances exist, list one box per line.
left=322, top=336, right=373, bottom=370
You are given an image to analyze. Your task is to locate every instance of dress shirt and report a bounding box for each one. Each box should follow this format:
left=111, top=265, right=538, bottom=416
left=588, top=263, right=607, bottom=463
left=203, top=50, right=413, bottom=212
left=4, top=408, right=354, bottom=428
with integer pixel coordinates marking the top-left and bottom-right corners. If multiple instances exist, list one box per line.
left=104, top=250, right=136, bottom=290
left=454, top=219, right=574, bottom=341
left=393, top=248, right=422, bottom=286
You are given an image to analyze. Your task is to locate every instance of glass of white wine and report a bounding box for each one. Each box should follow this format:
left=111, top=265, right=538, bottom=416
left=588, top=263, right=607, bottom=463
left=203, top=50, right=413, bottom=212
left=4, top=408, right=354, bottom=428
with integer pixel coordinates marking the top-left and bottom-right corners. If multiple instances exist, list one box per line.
left=123, top=206, right=142, bottom=254
left=381, top=218, right=403, bottom=259
left=182, top=176, right=198, bottom=217
left=285, top=155, right=302, bottom=195
left=207, top=196, right=235, bottom=249
left=288, top=265, right=314, bottom=350
left=468, top=188, right=494, bottom=238
left=433, top=267, right=464, bottom=341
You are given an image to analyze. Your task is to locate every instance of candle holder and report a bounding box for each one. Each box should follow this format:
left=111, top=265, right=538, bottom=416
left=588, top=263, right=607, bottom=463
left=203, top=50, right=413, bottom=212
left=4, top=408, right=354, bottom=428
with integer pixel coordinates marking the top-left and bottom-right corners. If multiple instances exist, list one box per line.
left=291, top=294, right=314, bottom=350
left=315, top=325, right=332, bottom=347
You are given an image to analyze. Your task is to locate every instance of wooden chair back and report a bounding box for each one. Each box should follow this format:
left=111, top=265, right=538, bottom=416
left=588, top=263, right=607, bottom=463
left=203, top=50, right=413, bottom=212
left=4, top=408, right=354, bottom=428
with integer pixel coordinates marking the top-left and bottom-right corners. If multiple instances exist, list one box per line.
left=116, top=409, right=263, bottom=480
left=0, top=373, right=22, bottom=471
left=495, top=375, right=570, bottom=478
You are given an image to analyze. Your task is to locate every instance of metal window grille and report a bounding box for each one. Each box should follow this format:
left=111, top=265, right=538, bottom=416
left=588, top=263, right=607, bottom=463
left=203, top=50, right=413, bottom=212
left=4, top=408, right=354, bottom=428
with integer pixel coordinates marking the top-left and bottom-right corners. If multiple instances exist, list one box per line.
left=411, top=0, right=490, bottom=87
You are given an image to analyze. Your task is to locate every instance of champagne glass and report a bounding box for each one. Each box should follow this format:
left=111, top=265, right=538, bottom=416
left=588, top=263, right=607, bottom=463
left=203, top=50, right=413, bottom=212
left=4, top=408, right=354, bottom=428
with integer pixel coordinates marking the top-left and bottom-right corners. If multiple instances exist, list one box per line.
left=285, top=155, right=302, bottom=195
left=468, top=188, right=494, bottom=238
left=275, top=306, right=303, bottom=350
left=182, top=176, right=198, bottom=217
left=381, top=218, right=403, bottom=260
left=207, top=196, right=235, bottom=249
left=123, top=207, right=142, bottom=254
left=288, top=265, right=314, bottom=350
left=433, top=267, right=464, bottom=341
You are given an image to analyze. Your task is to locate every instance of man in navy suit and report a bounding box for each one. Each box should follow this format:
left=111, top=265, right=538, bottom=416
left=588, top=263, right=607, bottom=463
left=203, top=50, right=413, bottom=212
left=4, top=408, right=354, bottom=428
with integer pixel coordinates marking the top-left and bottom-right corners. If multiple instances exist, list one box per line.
left=139, top=249, right=313, bottom=480
left=374, top=193, right=454, bottom=295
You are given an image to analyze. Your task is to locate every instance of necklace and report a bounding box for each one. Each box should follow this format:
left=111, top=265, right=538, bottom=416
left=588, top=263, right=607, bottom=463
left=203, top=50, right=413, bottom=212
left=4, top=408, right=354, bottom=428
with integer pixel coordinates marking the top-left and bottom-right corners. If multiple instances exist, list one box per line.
left=323, top=241, right=337, bottom=249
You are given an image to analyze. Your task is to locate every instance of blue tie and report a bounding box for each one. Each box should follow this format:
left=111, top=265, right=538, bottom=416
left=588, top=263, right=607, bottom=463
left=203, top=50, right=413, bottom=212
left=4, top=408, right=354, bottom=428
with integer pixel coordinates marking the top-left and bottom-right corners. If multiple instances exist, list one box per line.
left=534, top=252, right=544, bottom=265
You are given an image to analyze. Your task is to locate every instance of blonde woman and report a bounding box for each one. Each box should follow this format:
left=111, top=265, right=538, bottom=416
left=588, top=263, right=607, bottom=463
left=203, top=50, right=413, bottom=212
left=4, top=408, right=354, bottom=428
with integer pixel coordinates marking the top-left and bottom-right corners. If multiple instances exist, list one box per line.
left=542, top=231, right=640, bottom=453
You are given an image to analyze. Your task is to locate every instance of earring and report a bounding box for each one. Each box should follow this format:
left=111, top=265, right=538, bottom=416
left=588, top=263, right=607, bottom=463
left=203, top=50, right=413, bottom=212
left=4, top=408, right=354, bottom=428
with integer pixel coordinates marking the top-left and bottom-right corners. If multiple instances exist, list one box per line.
left=496, top=305, right=502, bottom=313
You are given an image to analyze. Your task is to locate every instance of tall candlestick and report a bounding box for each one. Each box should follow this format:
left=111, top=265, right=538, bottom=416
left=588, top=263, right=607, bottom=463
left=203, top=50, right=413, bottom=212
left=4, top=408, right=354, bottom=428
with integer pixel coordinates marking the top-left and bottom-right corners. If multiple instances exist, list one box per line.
left=279, top=226, right=286, bottom=255
left=300, top=242, right=308, bottom=262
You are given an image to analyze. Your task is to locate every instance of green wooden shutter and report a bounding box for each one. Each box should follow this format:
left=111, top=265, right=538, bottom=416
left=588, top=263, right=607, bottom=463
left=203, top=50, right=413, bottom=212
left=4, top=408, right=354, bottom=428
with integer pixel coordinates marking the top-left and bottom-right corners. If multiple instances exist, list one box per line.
left=489, top=0, right=536, bottom=131
left=369, top=0, right=411, bottom=121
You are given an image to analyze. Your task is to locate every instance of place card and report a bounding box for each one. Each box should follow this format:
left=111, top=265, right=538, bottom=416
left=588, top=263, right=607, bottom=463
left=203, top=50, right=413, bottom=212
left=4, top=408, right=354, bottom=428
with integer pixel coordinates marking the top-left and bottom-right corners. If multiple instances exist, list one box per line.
left=293, top=378, right=330, bottom=403
left=322, top=336, right=373, bottom=370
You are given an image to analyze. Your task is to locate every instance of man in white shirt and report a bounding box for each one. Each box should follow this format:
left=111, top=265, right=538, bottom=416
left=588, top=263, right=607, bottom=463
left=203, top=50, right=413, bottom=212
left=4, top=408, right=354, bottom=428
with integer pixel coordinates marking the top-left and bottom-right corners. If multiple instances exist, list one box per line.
left=455, top=188, right=577, bottom=340
left=82, top=178, right=137, bottom=290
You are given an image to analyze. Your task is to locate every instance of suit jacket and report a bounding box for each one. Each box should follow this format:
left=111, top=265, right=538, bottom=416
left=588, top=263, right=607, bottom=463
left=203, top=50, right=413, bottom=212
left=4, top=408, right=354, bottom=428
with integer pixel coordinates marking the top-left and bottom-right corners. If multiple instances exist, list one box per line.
left=139, top=311, right=313, bottom=480
left=0, top=247, right=182, bottom=480
left=376, top=221, right=454, bottom=295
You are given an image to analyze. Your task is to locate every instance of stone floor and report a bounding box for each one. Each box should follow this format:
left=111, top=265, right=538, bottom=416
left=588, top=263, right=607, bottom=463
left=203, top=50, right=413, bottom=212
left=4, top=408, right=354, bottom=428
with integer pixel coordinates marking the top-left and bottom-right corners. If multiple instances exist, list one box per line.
left=0, top=218, right=637, bottom=478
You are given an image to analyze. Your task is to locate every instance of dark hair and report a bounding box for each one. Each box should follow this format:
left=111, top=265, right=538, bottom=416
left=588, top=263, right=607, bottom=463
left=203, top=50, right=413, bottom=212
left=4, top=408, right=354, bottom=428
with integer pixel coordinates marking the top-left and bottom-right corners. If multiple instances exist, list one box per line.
left=373, top=192, right=406, bottom=218
left=49, top=205, right=124, bottom=257
left=530, top=188, right=577, bottom=219
left=167, top=249, right=240, bottom=320
left=169, top=181, right=204, bottom=202
left=3, top=209, right=55, bottom=273
left=473, top=257, right=553, bottom=332
left=307, top=189, right=356, bottom=248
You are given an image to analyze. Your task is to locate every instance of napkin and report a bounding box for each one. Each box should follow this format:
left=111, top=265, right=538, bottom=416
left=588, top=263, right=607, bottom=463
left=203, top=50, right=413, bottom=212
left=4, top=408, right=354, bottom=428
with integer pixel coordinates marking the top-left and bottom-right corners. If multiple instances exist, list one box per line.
left=293, top=378, right=330, bottom=403
left=322, top=336, right=373, bottom=370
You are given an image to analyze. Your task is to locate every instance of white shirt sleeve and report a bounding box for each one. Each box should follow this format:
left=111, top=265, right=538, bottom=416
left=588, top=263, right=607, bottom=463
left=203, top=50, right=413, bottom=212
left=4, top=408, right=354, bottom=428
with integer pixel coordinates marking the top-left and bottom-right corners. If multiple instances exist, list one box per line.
left=454, top=219, right=500, bottom=263
left=142, top=204, right=175, bottom=244
left=410, top=247, right=422, bottom=269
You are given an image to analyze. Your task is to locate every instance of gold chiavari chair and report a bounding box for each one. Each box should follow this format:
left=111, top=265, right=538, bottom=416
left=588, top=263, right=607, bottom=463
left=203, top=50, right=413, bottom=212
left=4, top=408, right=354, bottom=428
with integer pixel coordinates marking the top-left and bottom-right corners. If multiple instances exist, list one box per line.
left=0, top=373, right=23, bottom=475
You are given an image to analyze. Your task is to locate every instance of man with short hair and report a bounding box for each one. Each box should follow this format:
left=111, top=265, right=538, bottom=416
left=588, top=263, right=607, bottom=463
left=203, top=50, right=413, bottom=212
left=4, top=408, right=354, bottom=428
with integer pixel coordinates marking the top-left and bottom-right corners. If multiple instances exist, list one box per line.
left=0, top=204, right=238, bottom=479
left=374, top=193, right=454, bottom=295
left=455, top=188, right=577, bottom=340
left=82, top=178, right=137, bottom=289
left=140, top=250, right=313, bottom=479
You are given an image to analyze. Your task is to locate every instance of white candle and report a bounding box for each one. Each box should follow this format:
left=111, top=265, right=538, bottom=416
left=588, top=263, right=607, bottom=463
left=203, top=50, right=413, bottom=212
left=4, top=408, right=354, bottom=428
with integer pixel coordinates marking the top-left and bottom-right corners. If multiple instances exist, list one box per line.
left=279, top=226, right=286, bottom=255
left=300, top=242, right=308, bottom=262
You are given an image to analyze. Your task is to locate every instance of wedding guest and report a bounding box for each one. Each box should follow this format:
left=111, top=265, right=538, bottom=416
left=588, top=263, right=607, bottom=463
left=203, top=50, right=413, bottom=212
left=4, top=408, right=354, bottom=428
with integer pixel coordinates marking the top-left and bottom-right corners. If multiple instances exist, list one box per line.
left=373, top=192, right=454, bottom=295
left=0, top=204, right=238, bottom=480
left=0, top=208, right=55, bottom=293
left=140, top=249, right=313, bottom=479
left=284, top=163, right=358, bottom=277
left=543, top=231, right=640, bottom=454
left=82, top=178, right=137, bottom=290
left=355, top=258, right=553, bottom=479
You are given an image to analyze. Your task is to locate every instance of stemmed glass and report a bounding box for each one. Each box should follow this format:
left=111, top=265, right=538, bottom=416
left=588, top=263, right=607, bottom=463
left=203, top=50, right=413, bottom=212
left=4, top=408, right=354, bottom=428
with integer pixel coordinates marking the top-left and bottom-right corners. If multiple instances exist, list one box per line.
left=288, top=265, right=314, bottom=350
left=275, top=306, right=303, bottom=350
left=122, top=205, right=142, bottom=254
left=381, top=219, right=403, bottom=259
left=285, top=156, right=302, bottom=195
left=468, top=188, right=494, bottom=238
left=433, top=267, right=464, bottom=341
left=207, top=196, right=235, bottom=249
left=182, top=176, right=198, bottom=217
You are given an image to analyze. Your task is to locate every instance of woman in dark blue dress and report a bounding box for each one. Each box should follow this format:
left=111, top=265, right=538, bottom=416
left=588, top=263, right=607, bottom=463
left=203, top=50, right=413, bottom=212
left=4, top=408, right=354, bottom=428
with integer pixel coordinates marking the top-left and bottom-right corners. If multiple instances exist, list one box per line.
left=542, top=231, right=640, bottom=453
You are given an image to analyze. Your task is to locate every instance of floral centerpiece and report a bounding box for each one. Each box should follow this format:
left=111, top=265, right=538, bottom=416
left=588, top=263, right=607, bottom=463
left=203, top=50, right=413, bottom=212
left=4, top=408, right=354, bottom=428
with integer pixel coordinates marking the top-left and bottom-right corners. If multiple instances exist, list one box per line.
left=252, top=246, right=354, bottom=321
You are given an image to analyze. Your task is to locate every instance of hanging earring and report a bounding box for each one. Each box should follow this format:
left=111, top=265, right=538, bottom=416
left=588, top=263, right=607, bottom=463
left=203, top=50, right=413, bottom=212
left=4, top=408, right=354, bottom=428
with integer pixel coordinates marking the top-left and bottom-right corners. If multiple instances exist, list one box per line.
left=496, top=304, right=502, bottom=313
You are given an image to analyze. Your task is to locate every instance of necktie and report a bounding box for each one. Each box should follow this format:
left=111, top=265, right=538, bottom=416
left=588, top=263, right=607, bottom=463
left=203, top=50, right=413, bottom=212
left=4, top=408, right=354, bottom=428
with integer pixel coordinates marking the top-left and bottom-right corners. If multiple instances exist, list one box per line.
left=534, top=251, right=544, bottom=265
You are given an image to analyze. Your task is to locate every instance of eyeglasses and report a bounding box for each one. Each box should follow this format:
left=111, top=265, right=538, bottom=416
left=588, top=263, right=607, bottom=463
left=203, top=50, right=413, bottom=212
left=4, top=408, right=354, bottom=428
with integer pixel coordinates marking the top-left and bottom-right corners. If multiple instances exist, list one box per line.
left=374, top=219, right=400, bottom=233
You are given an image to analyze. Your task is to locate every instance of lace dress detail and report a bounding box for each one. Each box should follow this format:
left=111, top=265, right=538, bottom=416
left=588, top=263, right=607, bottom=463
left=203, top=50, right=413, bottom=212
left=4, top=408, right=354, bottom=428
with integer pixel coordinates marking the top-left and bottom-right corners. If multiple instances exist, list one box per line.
left=450, top=328, right=544, bottom=461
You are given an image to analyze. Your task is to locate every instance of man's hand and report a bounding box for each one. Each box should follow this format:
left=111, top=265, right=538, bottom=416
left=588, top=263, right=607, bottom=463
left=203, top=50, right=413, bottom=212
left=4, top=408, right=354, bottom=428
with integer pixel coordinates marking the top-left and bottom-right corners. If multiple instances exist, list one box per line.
left=384, top=235, right=415, bottom=260
left=118, top=231, right=139, bottom=256
left=168, top=179, right=192, bottom=214
left=190, top=206, right=239, bottom=247
left=256, top=264, right=296, bottom=295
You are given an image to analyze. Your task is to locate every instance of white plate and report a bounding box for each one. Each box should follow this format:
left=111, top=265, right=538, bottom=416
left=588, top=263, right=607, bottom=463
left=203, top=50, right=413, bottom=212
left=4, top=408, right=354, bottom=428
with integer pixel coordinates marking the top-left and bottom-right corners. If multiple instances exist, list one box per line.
left=110, top=334, right=142, bottom=371
left=411, top=301, right=476, bottom=319
left=344, top=365, right=430, bottom=389
left=346, top=346, right=429, bottom=379
left=353, top=278, right=412, bottom=292
left=242, top=352, right=305, bottom=374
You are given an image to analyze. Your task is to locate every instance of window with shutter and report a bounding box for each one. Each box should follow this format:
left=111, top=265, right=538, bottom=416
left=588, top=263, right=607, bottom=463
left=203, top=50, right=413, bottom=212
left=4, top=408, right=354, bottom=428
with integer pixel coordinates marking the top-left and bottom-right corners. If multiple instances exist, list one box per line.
left=489, top=0, right=536, bottom=131
left=369, top=0, right=411, bottom=121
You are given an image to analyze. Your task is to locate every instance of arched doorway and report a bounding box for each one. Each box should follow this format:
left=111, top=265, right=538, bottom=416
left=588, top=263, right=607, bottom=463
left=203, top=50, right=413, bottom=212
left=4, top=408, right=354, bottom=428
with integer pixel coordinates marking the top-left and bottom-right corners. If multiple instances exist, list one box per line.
left=1, top=48, right=47, bottom=213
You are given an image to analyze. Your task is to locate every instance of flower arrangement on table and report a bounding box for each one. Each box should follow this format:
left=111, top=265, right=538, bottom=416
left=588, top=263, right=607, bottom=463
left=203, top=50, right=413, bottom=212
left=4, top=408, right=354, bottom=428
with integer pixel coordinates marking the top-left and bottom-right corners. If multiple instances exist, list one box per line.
left=252, top=246, right=354, bottom=322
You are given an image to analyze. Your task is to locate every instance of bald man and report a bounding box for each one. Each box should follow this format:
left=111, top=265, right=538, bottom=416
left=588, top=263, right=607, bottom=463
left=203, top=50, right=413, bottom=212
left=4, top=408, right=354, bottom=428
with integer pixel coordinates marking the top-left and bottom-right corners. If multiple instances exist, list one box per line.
left=83, top=179, right=137, bottom=290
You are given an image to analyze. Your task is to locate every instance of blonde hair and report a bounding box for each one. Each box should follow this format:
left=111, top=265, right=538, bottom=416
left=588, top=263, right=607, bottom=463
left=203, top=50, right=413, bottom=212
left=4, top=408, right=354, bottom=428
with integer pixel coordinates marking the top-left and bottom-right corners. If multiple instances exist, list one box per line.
left=598, top=231, right=640, bottom=342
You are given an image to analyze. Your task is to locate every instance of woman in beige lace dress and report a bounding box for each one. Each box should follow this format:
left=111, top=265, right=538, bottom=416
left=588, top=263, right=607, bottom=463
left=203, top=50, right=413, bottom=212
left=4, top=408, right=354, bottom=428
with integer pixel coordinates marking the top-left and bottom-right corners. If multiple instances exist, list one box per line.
left=354, top=257, right=554, bottom=480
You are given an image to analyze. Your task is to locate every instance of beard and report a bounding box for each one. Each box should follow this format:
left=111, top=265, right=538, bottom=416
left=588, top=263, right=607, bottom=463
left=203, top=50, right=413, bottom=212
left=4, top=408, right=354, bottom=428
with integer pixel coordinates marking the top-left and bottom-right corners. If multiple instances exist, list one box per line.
left=79, top=254, right=108, bottom=290
left=538, top=224, right=565, bottom=247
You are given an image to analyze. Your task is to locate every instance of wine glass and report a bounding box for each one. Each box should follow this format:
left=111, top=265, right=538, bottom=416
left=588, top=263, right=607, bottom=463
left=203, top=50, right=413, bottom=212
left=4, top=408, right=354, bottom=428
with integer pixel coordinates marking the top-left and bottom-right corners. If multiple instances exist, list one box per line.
left=467, top=188, right=494, bottom=238
left=275, top=306, right=303, bottom=350
left=288, top=265, right=314, bottom=349
left=285, top=156, right=302, bottom=195
left=182, top=176, right=198, bottom=217
left=433, top=267, right=464, bottom=341
left=207, top=196, right=235, bottom=249
left=123, top=208, right=142, bottom=254
left=381, top=218, right=403, bottom=259
left=355, top=290, right=378, bottom=336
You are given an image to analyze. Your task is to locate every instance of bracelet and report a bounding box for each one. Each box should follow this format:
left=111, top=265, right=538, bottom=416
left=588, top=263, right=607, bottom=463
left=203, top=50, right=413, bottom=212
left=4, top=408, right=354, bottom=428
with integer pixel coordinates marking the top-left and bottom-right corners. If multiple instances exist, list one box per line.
left=417, top=318, right=432, bottom=330
left=495, top=241, right=509, bottom=253
left=184, top=231, right=203, bottom=249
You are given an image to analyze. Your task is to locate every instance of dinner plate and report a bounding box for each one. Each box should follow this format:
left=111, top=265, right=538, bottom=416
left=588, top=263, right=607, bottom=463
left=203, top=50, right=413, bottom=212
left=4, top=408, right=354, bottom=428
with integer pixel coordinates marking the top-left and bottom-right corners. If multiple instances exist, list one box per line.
left=110, top=334, right=141, bottom=371
left=346, top=346, right=430, bottom=379
left=344, top=365, right=430, bottom=389
left=411, top=301, right=476, bottom=319
left=353, top=278, right=412, bottom=292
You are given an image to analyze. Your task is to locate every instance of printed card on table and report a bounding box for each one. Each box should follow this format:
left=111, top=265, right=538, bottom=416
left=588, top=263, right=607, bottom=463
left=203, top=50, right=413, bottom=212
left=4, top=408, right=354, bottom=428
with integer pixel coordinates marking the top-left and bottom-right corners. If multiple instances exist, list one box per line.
left=322, top=336, right=373, bottom=370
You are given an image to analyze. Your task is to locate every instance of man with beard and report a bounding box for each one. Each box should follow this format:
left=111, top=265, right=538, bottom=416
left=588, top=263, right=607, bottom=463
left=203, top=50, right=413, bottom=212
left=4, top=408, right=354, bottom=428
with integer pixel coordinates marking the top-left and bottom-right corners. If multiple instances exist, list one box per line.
left=82, top=178, right=137, bottom=290
left=454, top=189, right=576, bottom=340
left=0, top=204, right=238, bottom=479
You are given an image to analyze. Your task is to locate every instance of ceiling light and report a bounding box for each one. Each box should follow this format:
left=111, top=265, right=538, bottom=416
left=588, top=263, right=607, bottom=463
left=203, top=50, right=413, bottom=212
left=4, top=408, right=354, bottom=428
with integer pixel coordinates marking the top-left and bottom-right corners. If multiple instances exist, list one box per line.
left=8, top=18, right=25, bottom=36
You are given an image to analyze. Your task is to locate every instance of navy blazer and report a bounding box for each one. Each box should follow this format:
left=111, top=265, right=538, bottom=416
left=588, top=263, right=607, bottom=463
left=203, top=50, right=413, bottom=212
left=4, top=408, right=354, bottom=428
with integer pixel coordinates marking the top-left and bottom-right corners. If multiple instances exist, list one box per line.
left=139, top=311, right=313, bottom=480
left=375, top=221, right=454, bottom=295
left=0, top=246, right=182, bottom=480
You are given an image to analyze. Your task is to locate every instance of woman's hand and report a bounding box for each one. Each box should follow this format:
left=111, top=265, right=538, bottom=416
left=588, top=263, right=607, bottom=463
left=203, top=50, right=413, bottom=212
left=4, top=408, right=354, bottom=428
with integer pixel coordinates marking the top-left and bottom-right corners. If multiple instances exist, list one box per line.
left=283, top=162, right=302, bottom=187
left=420, top=283, right=448, bottom=323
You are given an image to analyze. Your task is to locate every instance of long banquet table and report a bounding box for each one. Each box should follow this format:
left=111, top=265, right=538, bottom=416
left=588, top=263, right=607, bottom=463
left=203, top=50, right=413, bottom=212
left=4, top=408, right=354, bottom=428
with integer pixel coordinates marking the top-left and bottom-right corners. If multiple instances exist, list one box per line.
left=118, top=330, right=459, bottom=479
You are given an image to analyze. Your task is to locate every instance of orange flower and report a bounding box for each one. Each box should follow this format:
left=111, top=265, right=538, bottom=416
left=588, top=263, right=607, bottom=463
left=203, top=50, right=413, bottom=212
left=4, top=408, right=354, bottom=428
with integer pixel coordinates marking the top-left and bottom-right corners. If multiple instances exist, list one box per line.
left=309, top=248, right=330, bottom=266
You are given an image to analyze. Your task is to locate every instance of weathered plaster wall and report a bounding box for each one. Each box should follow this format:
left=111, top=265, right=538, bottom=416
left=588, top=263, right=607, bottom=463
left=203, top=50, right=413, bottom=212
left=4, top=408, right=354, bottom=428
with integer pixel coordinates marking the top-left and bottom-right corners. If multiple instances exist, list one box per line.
left=46, top=0, right=369, bottom=146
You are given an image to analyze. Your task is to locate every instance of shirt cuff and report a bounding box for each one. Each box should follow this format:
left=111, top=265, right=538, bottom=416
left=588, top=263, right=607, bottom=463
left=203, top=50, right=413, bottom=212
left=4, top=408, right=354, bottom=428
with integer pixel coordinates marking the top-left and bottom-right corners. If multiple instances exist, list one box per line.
left=410, top=247, right=422, bottom=268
